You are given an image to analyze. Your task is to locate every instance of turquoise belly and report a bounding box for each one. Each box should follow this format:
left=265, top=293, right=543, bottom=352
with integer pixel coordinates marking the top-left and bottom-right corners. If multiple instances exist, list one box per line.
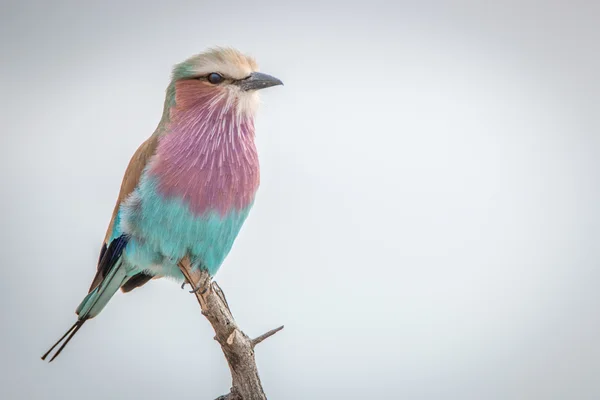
left=116, top=175, right=253, bottom=278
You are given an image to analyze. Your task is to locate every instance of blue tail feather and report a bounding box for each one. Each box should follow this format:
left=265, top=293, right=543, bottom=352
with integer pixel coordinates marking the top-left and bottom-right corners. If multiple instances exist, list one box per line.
left=41, top=235, right=130, bottom=362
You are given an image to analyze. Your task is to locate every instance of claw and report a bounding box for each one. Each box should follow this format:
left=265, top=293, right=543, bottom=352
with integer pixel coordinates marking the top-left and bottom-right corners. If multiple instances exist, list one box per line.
left=189, top=285, right=208, bottom=295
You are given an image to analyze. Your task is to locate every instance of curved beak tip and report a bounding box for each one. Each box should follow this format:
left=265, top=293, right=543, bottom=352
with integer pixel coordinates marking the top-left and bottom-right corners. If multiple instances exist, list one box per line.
left=238, top=72, right=284, bottom=91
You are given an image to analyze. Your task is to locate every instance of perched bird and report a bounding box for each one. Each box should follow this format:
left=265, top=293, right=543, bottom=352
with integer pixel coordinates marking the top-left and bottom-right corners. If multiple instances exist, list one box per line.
left=41, top=47, right=283, bottom=362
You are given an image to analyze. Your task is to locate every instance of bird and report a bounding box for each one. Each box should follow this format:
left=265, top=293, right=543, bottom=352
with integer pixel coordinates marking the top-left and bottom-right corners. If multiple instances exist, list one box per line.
left=41, top=47, right=283, bottom=362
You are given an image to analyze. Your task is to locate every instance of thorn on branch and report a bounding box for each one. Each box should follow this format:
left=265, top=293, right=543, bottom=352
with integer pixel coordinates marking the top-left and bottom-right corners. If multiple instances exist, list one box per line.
left=213, top=281, right=232, bottom=314
left=251, top=325, right=284, bottom=348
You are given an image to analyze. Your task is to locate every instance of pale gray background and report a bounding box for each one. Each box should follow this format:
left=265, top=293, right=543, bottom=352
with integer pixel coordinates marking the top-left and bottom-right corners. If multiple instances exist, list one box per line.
left=1, top=0, right=599, bottom=399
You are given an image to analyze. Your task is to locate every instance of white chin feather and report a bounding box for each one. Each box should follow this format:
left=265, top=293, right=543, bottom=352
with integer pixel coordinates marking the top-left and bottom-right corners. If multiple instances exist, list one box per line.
left=224, top=87, right=260, bottom=118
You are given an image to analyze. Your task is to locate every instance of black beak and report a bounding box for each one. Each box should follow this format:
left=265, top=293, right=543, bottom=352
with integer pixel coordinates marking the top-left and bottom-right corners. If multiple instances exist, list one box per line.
left=236, top=72, right=283, bottom=91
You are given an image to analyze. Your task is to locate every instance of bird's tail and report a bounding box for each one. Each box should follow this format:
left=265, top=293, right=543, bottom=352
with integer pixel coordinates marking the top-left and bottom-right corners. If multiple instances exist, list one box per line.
left=40, top=320, right=86, bottom=362
left=41, top=259, right=128, bottom=362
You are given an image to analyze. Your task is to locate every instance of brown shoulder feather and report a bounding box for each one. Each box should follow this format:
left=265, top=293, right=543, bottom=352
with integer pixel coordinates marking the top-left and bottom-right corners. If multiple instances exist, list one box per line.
left=88, top=135, right=159, bottom=293
left=103, top=135, right=159, bottom=243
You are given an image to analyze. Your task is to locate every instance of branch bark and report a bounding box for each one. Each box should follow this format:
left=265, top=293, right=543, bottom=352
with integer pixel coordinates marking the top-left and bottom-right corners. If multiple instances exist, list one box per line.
left=178, top=257, right=283, bottom=400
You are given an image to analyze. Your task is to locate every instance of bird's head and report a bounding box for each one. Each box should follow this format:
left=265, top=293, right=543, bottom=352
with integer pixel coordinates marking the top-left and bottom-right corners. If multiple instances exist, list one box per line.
left=165, top=47, right=282, bottom=120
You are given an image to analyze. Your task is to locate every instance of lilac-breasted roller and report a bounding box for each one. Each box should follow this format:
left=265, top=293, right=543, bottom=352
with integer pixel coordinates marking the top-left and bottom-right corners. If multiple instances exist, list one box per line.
left=41, top=47, right=283, bottom=362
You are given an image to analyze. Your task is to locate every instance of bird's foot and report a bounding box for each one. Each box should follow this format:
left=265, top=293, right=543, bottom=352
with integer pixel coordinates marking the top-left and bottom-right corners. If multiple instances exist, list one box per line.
left=189, top=285, right=208, bottom=295
left=189, top=272, right=211, bottom=294
left=187, top=274, right=212, bottom=310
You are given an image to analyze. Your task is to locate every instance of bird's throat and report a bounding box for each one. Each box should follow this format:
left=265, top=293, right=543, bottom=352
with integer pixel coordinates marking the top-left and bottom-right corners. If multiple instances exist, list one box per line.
left=148, top=89, right=260, bottom=216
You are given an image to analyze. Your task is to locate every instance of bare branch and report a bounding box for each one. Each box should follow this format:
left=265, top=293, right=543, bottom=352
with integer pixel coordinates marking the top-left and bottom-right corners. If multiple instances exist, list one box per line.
left=178, top=257, right=282, bottom=400
left=251, top=326, right=285, bottom=348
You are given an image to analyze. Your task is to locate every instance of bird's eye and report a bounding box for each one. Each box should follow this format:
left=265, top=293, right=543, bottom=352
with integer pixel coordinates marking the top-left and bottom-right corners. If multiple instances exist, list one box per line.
left=207, top=73, right=224, bottom=84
